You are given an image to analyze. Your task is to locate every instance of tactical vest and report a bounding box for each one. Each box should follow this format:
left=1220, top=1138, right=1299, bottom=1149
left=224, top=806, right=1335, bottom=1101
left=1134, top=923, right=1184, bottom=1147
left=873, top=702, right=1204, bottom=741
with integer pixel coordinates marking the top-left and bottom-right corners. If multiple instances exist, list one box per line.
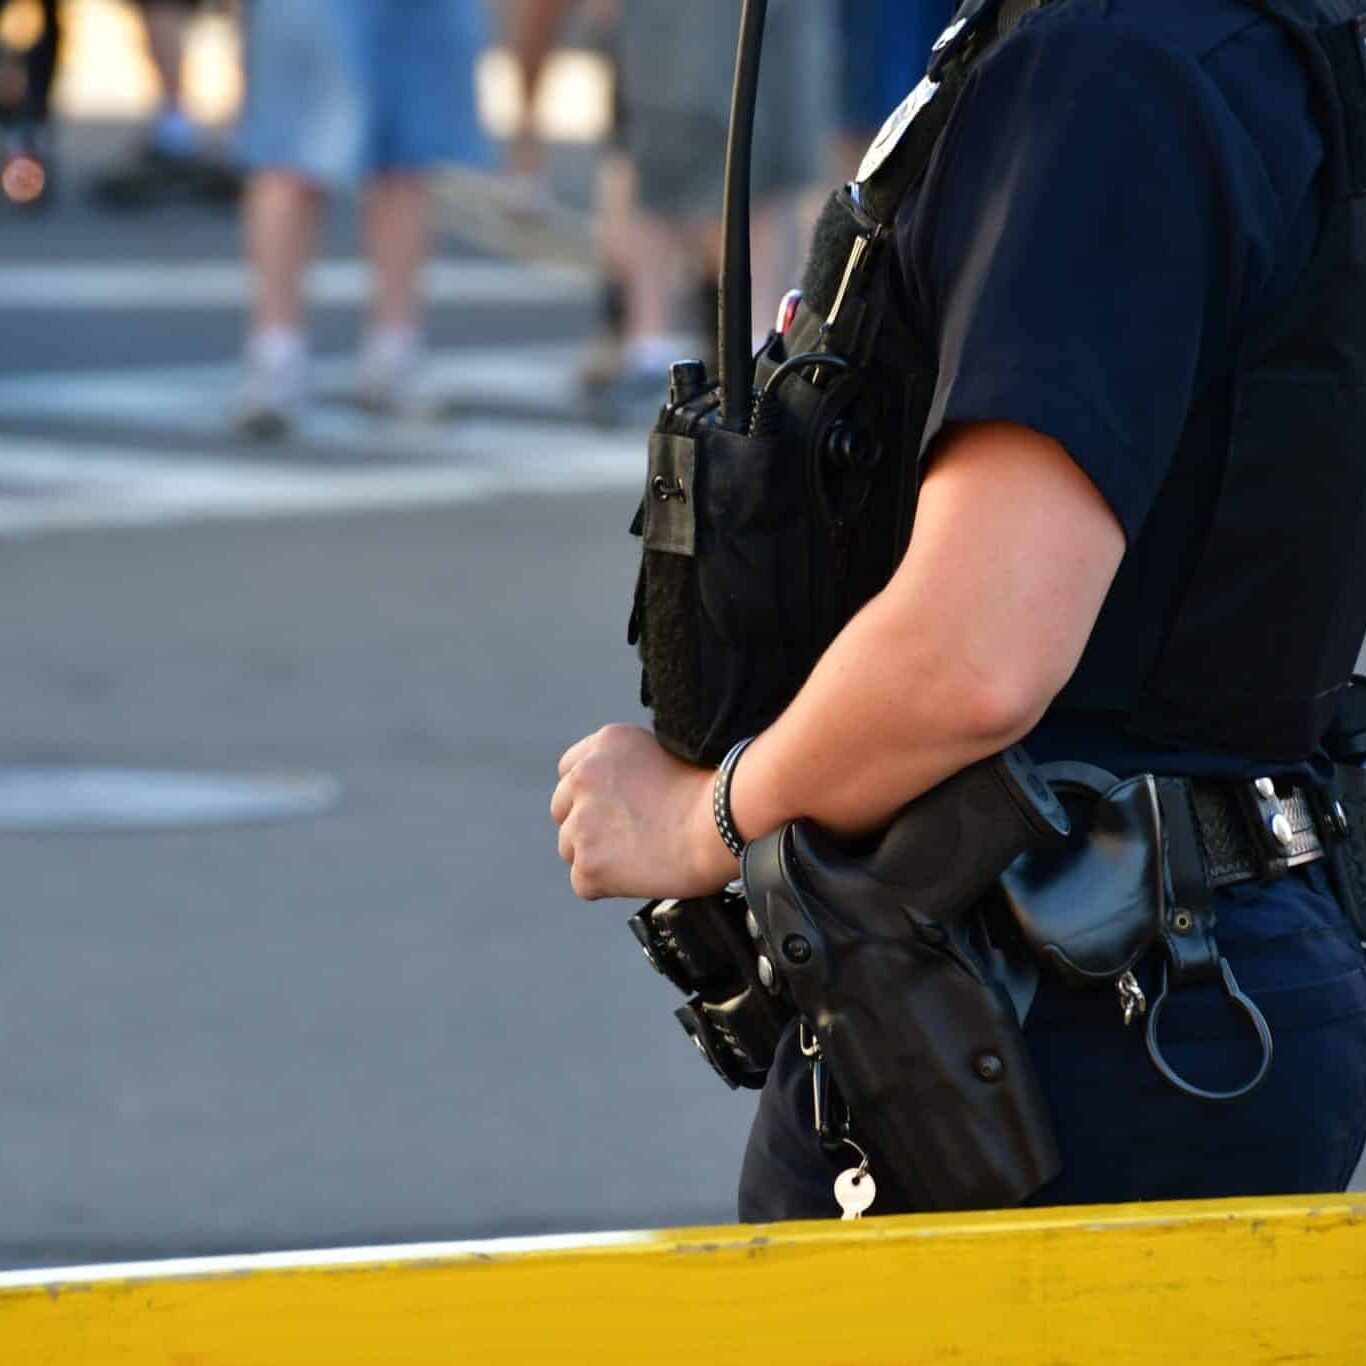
left=632, top=0, right=1366, bottom=767
left=1131, top=0, right=1366, bottom=758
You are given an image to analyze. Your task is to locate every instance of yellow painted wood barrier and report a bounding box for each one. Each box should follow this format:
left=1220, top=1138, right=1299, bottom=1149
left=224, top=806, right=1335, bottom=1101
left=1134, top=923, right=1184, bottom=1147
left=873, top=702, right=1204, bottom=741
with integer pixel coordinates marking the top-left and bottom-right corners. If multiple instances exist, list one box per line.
left=2, top=1194, right=1363, bottom=1364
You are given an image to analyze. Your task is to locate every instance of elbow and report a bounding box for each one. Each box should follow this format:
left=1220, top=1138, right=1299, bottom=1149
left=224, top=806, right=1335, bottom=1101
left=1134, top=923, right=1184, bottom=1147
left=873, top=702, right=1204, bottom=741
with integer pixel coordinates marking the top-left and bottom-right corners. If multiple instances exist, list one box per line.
left=950, top=663, right=1058, bottom=753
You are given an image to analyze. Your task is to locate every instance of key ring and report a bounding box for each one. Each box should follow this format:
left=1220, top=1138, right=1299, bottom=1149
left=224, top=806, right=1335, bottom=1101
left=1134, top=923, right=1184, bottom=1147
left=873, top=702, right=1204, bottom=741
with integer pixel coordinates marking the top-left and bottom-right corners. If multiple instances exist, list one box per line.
left=1144, top=958, right=1273, bottom=1103
left=839, top=1136, right=871, bottom=1176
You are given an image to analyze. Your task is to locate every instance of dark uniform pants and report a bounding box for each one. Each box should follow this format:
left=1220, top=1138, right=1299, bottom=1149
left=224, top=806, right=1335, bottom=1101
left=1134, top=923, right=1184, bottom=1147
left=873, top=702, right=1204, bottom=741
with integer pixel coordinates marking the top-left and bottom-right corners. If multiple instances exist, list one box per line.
left=738, top=864, right=1366, bottom=1220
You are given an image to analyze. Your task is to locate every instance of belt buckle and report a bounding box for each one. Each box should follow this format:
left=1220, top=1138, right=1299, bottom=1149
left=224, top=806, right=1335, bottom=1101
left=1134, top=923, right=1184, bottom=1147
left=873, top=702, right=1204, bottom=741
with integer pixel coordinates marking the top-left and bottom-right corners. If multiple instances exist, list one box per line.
left=1235, top=777, right=1295, bottom=879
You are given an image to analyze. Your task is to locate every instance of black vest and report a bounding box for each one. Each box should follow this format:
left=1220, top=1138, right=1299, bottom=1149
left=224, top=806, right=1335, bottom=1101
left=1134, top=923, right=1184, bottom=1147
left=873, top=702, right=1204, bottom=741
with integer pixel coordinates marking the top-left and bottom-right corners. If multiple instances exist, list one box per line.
left=633, top=0, right=1366, bottom=767
left=1129, top=0, right=1366, bottom=758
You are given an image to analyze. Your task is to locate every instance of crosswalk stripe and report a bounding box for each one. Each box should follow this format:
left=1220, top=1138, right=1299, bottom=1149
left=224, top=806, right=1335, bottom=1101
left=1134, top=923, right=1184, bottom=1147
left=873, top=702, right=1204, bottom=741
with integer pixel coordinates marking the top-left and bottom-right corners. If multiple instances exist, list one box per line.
left=0, top=260, right=595, bottom=311
left=0, top=341, right=661, bottom=535
left=0, top=423, right=643, bottom=538
left=0, top=343, right=594, bottom=439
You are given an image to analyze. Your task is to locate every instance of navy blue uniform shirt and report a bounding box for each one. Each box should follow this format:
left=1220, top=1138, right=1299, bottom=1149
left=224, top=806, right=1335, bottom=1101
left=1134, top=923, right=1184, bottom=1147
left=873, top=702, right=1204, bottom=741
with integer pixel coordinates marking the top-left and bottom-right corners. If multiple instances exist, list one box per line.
left=893, top=0, right=1327, bottom=780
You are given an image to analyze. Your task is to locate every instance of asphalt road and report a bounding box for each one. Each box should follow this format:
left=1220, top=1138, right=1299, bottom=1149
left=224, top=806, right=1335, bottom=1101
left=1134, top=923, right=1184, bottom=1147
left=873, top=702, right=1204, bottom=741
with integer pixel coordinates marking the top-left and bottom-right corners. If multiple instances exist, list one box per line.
left=0, top=128, right=756, bottom=1269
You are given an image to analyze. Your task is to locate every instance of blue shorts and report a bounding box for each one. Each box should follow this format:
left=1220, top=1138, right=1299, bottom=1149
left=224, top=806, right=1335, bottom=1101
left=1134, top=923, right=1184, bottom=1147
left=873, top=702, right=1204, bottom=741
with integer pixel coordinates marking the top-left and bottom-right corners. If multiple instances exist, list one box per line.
left=738, top=862, right=1366, bottom=1219
left=235, top=0, right=492, bottom=185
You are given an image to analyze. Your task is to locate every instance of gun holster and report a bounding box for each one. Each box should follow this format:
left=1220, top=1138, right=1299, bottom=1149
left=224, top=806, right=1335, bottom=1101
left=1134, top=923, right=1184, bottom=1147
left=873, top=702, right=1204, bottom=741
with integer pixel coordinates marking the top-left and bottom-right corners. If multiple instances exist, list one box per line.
left=741, top=748, right=1069, bottom=1211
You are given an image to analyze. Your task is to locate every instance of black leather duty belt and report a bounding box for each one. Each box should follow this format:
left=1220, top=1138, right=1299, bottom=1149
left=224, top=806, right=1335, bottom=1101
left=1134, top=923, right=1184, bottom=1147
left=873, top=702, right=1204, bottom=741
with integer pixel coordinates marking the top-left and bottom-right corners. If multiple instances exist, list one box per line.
left=1155, top=776, right=1342, bottom=891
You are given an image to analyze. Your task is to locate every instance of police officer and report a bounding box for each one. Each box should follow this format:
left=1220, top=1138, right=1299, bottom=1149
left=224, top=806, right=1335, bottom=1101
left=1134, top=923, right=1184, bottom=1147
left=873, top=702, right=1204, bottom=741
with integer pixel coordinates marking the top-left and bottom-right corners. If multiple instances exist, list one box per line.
left=551, top=0, right=1366, bottom=1219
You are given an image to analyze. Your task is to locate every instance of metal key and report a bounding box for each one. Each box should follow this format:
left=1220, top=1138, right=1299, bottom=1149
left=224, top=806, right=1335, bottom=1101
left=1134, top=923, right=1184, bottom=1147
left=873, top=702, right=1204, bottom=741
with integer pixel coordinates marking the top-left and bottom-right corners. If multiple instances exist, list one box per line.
left=834, top=1166, right=877, bottom=1220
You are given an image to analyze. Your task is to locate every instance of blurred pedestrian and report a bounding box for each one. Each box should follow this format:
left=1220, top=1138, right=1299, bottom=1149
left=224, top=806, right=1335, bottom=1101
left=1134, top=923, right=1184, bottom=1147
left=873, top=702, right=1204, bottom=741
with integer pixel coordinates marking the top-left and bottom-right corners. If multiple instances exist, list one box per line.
left=92, top=0, right=239, bottom=208
left=507, top=0, right=576, bottom=188
left=504, top=0, right=632, bottom=388
left=233, top=0, right=492, bottom=435
left=600, top=0, right=834, bottom=418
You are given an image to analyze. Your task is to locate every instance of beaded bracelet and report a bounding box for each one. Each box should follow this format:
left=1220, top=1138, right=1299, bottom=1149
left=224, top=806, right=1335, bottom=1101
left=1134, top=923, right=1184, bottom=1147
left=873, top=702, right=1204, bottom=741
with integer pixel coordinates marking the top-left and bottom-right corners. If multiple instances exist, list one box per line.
left=712, top=736, right=756, bottom=858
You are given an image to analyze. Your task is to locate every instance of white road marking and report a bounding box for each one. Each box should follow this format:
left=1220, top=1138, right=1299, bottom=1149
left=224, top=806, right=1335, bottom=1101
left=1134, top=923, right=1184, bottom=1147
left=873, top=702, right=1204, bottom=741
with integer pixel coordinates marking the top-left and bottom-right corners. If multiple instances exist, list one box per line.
left=0, top=425, right=643, bottom=537
left=0, top=343, right=655, bottom=535
left=0, top=343, right=592, bottom=438
left=0, top=259, right=594, bottom=311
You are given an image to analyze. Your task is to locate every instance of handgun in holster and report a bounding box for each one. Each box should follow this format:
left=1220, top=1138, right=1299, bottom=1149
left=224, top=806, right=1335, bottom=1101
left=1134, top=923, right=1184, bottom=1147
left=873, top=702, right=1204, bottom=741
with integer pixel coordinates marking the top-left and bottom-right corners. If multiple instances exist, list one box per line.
left=741, top=748, right=1069, bottom=1211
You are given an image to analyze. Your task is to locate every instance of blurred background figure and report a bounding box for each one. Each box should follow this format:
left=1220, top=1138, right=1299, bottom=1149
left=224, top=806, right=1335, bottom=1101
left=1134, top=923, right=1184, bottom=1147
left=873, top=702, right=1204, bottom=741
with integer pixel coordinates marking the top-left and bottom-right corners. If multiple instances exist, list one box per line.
left=834, top=0, right=956, bottom=177
left=91, top=0, right=238, bottom=207
left=507, top=0, right=580, bottom=192
left=506, top=0, right=630, bottom=392
left=0, top=0, right=59, bottom=208
left=234, top=0, right=492, bottom=436
left=509, top=0, right=949, bottom=425
left=591, top=0, right=834, bottom=422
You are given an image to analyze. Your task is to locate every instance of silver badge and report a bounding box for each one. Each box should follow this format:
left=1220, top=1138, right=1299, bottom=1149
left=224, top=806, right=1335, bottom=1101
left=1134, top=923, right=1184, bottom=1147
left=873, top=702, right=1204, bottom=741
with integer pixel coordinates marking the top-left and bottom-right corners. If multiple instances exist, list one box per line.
left=931, top=16, right=968, bottom=54
left=855, top=77, right=939, bottom=184
left=854, top=18, right=966, bottom=186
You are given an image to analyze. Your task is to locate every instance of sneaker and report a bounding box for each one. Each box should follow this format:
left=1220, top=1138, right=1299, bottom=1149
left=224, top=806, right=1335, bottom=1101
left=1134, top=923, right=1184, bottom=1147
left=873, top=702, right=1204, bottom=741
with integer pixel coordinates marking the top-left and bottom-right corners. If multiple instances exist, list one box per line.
left=234, top=338, right=306, bottom=439
left=353, top=331, right=427, bottom=418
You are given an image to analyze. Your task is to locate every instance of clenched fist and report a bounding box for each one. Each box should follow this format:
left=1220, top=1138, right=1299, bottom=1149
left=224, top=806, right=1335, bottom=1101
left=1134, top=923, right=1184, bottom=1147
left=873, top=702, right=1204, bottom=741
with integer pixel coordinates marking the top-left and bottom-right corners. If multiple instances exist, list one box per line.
left=551, top=724, right=737, bottom=900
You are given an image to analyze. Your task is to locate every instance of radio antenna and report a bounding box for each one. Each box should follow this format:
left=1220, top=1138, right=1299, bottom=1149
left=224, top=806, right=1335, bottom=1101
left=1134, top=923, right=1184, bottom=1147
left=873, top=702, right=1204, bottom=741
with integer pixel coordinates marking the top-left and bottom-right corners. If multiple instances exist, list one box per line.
left=718, top=0, right=768, bottom=432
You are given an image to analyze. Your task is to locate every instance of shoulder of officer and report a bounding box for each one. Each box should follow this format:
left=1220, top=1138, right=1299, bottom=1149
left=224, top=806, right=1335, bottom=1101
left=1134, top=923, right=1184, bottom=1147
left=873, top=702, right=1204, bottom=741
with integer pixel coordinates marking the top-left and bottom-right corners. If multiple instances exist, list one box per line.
left=980, top=0, right=1305, bottom=67
left=934, top=0, right=1324, bottom=201
left=881, top=0, right=1327, bottom=549
left=968, top=0, right=1326, bottom=201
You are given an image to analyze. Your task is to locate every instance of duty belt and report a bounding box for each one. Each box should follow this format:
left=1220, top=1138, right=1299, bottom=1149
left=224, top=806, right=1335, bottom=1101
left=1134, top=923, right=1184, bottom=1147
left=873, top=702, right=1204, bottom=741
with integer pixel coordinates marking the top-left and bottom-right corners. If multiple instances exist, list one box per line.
left=1157, top=777, right=1340, bottom=890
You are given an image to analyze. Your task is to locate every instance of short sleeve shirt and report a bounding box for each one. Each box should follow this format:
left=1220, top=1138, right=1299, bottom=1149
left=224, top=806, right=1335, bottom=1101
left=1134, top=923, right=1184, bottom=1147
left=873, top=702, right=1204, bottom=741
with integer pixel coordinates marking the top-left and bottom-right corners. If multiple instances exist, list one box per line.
left=891, top=0, right=1327, bottom=778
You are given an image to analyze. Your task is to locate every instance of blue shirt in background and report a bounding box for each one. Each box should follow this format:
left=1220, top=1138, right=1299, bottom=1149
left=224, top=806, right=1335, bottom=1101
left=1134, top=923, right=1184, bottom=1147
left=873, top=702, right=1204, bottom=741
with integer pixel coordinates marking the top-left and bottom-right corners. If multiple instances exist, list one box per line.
left=838, top=1, right=958, bottom=132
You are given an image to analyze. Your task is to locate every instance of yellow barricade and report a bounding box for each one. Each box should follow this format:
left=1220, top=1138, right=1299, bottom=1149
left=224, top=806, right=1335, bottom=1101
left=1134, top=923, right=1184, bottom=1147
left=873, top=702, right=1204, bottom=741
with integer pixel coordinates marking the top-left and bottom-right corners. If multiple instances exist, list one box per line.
left=2, top=1193, right=1363, bottom=1364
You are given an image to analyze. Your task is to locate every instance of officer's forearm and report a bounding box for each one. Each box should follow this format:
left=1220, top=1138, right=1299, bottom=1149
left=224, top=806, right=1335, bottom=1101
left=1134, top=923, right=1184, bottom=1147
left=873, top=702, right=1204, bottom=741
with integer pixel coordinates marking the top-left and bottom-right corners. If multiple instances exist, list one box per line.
left=725, top=422, right=1125, bottom=846
left=726, top=589, right=1032, bottom=844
